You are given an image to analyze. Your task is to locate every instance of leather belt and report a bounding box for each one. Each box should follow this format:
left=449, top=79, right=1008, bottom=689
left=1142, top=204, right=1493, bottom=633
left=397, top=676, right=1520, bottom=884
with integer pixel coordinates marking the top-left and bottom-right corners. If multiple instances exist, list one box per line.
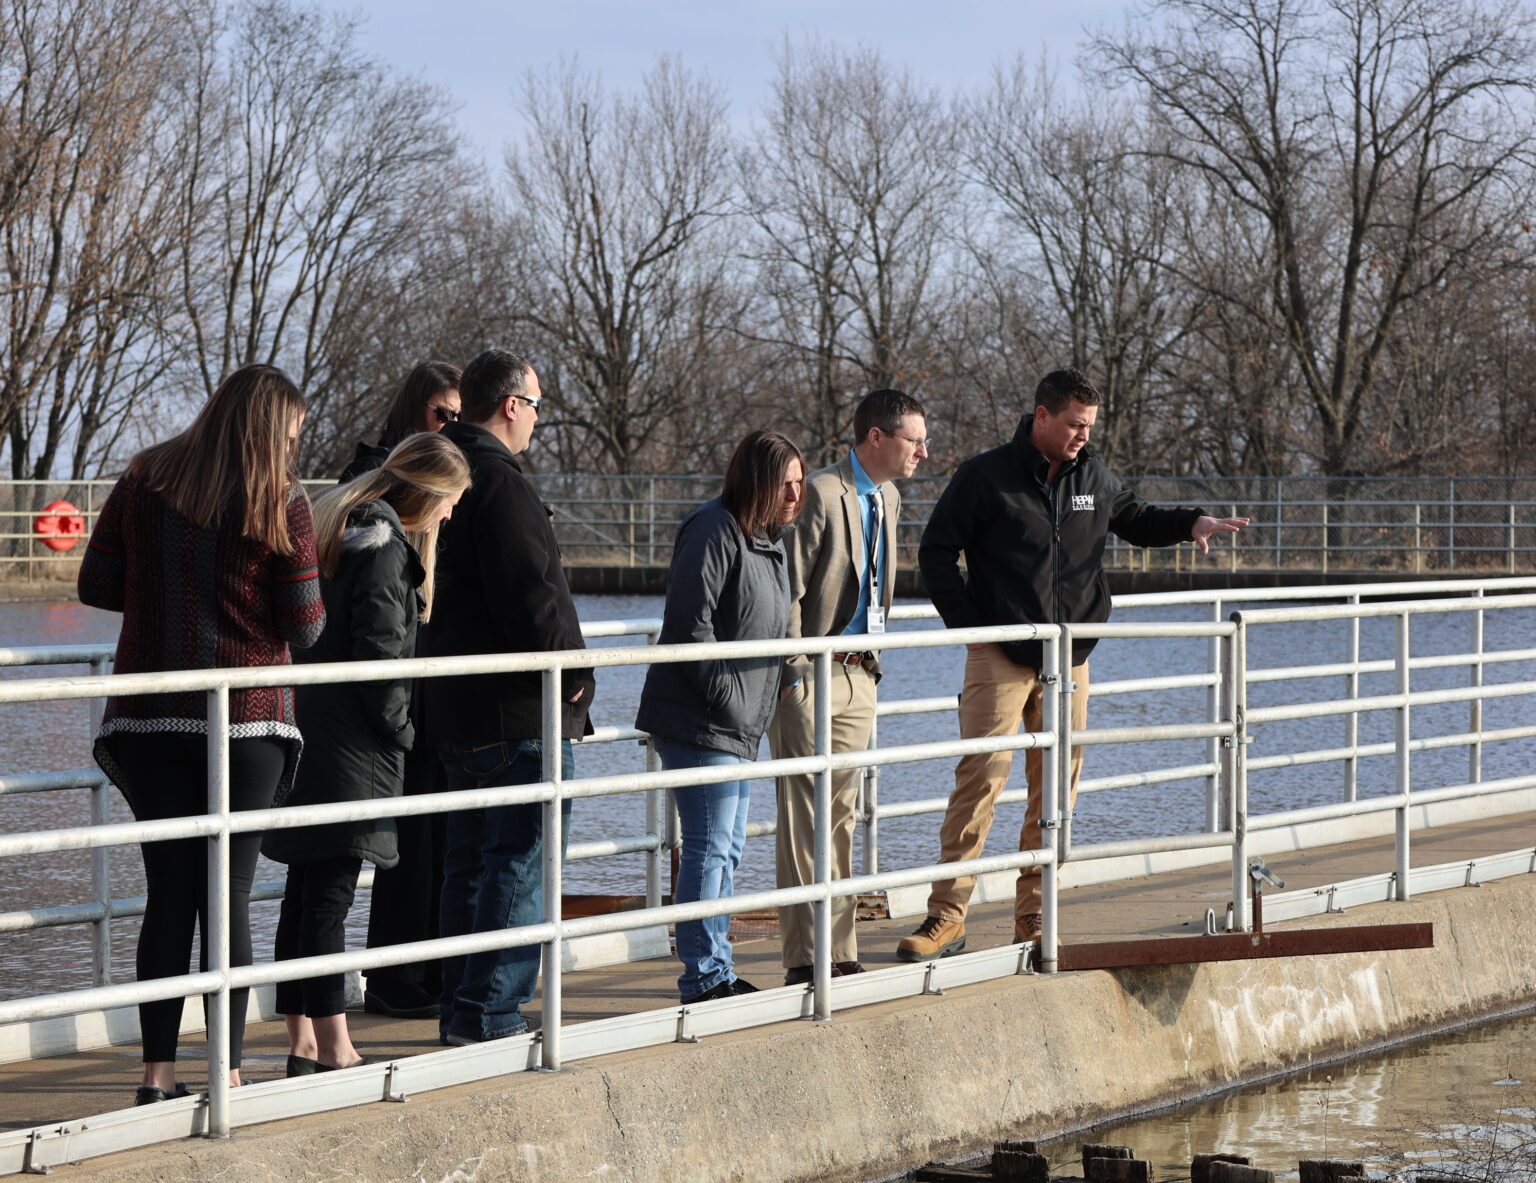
left=831, top=652, right=871, bottom=666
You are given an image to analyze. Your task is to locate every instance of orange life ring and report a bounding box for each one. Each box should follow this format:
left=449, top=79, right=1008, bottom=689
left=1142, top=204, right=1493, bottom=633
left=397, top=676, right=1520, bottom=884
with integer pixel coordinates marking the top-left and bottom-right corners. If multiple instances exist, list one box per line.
left=34, top=499, right=86, bottom=553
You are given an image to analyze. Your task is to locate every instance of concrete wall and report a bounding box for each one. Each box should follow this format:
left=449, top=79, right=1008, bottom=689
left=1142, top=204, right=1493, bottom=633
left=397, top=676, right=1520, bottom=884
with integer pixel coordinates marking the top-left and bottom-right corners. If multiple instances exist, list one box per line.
left=74, top=875, right=1536, bottom=1183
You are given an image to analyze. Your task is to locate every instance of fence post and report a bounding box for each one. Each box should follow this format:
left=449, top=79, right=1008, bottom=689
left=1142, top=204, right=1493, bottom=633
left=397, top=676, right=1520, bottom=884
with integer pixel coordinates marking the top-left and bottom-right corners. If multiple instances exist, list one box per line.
left=1414, top=503, right=1424, bottom=573
left=1509, top=503, right=1517, bottom=575
left=89, top=656, right=113, bottom=986
left=647, top=477, right=657, bottom=568
left=812, top=649, right=833, bottom=1022
left=1274, top=478, right=1283, bottom=568
left=1038, top=630, right=1062, bottom=973
left=1394, top=612, right=1412, bottom=902
left=205, top=686, right=232, bottom=1137
left=1469, top=589, right=1484, bottom=786
left=1344, top=595, right=1360, bottom=803
left=1229, top=504, right=1238, bottom=574
left=1058, top=627, right=1077, bottom=866
left=1204, top=601, right=1223, bottom=832
left=1448, top=477, right=1457, bottom=571
left=540, top=667, right=565, bottom=1070
left=1226, top=615, right=1249, bottom=932
left=1321, top=503, right=1329, bottom=575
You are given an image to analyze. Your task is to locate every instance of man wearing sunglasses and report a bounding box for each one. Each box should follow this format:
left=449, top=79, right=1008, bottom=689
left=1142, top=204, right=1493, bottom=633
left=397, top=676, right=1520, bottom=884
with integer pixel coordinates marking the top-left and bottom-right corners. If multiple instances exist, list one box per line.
left=421, top=349, right=594, bottom=1046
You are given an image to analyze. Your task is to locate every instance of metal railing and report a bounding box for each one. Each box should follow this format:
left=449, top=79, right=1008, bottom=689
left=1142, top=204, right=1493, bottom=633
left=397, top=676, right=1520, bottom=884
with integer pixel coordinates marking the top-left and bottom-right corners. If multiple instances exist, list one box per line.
left=3, top=475, right=1535, bottom=574
left=0, top=578, right=1534, bottom=1173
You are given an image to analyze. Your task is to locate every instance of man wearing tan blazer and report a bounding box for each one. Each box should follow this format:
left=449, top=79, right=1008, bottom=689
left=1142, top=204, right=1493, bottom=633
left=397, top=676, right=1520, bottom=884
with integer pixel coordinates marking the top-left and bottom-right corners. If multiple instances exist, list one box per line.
left=770, top=390, right=929, bottom=985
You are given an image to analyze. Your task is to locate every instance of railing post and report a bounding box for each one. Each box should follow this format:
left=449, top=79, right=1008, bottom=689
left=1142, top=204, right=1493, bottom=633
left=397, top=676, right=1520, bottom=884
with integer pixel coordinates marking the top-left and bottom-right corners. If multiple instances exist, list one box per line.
left=647, top=477, right=657, bottom=568
left=1229, top=504, right=1238, bottom=574
left=1394, top=612, right=1412, bottom=902
left=861, top=711, right=879, bottom=876
left=1204, top=600, right=1223, bottom=832
left=1058, top=627, right=1076, bottom=866
left=1469, top=589, right=1484, bottom=786
left=1038, top=630, right=1062, bottom=973
left=205, top=685, right=232, bottom=1137
left=88, top=656, right=113, bottom=986
left=1226, top=615, right=1249, bottom=932
left=643, top=629, right=663, bottom=909
left=812, top=649, right=833, bottom=1022
left=1414, top=503, right=1423, bottom=573
left=1344, top=595, right=1360, bottom=802
left=1321, top=503, right=1329, bottom=575
left=1508, top=503, right=1517, bottom=575
left=540, top=667, right=564, bottom=1069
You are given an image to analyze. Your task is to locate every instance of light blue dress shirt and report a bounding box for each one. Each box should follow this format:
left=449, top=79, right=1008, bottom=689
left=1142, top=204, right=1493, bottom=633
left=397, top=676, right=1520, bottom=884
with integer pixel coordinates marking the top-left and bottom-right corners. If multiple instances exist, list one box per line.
left=843, top=451, right=887, bottom=637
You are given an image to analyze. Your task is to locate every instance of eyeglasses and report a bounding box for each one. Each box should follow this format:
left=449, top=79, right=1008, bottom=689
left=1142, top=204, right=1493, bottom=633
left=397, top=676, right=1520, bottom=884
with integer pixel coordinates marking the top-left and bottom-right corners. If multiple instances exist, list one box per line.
left=504, top=394, right=542, bottom=412
left=430, top=405, right=460, bottom=424
left=885, top=430, right=931, bottom=450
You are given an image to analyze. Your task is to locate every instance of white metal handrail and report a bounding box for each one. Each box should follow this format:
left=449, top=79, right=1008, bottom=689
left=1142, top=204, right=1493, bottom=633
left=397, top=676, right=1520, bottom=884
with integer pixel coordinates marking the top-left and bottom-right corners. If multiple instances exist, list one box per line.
left=0, top=584, right=1534, bottom=1172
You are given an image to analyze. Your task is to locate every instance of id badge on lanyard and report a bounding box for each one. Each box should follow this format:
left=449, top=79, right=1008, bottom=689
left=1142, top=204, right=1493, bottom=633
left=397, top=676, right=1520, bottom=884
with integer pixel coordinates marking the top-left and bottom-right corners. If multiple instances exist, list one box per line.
left=867, top=605, right=886, bottom=634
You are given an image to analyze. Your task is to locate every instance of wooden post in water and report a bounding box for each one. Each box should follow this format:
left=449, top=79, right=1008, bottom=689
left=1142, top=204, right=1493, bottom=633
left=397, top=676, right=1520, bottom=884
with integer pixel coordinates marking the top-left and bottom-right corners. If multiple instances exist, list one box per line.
left=1208, top=1163, right=1275, bottom=1183
left=1192, top=1153, right=1252, bottom=1183
left=1299, top=1160, right=1364, bottom=1183
left=992, top=1141, right=1050, bottom=1183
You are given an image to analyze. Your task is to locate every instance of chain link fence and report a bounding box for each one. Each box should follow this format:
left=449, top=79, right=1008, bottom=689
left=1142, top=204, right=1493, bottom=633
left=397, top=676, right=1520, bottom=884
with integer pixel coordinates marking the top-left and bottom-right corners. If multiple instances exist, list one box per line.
left=3, top=474, right=1534, bottom=578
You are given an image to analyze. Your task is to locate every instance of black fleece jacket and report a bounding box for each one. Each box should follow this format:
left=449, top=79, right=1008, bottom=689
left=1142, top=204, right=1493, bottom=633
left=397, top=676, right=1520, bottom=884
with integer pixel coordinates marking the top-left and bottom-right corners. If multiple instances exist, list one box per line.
left=421, top=422, right=594, bottom=743
left=919, top=414, right=1204, bottom=670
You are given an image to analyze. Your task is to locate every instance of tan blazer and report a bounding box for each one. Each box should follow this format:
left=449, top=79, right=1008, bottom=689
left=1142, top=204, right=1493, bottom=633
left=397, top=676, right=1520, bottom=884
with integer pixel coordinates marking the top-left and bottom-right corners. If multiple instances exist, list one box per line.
left=783, top=454, right=901, bottom=680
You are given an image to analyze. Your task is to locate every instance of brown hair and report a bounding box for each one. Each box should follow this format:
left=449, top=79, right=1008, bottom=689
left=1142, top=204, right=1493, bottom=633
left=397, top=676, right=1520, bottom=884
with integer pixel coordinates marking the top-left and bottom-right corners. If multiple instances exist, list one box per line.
left=131, top=363, right=307, bottom=554
left=853, top=388, right=927, bottom=444
left=1035, top=368, right=1102, bottom=414
left=720, top=429, right=804, bottom=538
left=311, top=433, right=471, bottom=621
left=379, top=361, right=461, bottom=446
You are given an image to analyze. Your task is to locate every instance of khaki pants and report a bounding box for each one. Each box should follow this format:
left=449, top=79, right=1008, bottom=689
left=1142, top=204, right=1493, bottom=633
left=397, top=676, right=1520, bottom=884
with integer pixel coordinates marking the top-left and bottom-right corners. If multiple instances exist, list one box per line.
left=926, top=644, right=1090, bottom=926
left=768, top=663, right=877, bottom=969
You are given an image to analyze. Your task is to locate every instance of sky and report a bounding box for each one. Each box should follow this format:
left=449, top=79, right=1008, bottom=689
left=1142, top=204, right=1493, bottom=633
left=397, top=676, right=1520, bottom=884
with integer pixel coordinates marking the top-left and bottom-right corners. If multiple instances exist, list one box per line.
left=313, top=0, right=1134, bottom=163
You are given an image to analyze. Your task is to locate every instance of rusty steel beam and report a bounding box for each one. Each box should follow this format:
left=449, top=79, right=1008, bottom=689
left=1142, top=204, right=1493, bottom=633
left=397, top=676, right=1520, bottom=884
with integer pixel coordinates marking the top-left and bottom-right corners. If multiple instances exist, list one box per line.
left=1056, top=923, right=1433, bottom=972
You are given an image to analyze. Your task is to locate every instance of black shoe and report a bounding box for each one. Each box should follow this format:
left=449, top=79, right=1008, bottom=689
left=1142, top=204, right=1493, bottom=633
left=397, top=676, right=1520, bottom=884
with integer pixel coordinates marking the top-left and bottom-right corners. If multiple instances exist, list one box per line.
left=833, top=961, right=866, bottom=976
left=363, top=981, right=440, bottom=1019
left=134, top=1083, right=190, bottom=1106
left=286, top=1055, right=329, bottom=1077
left=784, top=965, right=813, bottom=986
left=679, top=980, right=735, bottom=1006
left=728, top=977, right=759, bottom=995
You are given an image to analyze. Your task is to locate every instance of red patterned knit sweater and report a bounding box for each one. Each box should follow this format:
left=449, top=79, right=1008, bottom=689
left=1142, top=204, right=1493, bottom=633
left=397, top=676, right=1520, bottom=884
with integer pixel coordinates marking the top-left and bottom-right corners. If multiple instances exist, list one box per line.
left=78, top=468, right=326, bottom=802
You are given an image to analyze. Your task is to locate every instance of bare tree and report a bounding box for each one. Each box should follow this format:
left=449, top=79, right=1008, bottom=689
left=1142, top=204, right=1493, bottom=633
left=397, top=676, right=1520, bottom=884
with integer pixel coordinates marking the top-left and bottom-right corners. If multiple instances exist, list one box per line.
left=739, top=41, right=961, bottom=465
left=1097, top=0, right=1536, bottom=476
left=503, top=57, right=736, bottom=475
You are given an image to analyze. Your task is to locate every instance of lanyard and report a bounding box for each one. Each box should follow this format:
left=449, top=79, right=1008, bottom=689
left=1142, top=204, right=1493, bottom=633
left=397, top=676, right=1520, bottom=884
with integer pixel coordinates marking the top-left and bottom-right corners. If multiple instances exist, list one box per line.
left=866, top=490, right=883, bottom=602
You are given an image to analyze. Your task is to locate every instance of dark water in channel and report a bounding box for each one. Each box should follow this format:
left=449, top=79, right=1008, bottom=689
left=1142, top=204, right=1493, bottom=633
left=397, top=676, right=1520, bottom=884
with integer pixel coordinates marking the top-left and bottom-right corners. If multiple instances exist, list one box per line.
left=3, top=594, right=1535, bottom=999
left=891, top=1008, right=1536, bottom=1183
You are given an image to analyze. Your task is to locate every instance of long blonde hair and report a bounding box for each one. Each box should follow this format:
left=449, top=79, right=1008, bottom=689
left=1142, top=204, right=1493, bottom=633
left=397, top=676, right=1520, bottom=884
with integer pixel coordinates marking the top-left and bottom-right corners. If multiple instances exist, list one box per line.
left=132, top=364, right=307, bottom=554
left=311, top=433, right=471, bottom=621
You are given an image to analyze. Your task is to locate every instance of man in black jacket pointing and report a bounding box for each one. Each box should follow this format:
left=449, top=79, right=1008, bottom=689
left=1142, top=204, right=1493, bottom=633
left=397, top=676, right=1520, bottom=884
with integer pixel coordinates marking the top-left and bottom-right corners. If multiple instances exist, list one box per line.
left=898, top=368, right=1246, bottom=961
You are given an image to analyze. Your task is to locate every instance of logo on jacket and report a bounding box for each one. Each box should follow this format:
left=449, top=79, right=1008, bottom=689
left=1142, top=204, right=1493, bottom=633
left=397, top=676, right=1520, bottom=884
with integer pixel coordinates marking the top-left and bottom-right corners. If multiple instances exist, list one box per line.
left=1071, top=494, right=1095, bottom=511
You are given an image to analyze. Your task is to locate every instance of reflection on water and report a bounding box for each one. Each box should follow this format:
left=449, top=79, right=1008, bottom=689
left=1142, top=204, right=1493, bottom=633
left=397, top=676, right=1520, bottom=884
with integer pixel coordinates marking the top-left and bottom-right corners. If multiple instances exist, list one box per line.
left=1014, top=1010, right=1536, bottom=1183
left=3, top=594, right=1536, bottom=999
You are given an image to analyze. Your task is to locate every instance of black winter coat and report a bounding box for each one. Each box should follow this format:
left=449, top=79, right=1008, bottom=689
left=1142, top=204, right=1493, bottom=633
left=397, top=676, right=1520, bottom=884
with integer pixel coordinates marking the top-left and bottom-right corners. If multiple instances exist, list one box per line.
left=635, top=499, right=790, bottom=758
left=262, top=500, right=423, bottom=868
left=919, top=414, right=1204, bottom=671
left=338, top=440, right=390, bottom=484
left=421, top=422, right=595, bottom=743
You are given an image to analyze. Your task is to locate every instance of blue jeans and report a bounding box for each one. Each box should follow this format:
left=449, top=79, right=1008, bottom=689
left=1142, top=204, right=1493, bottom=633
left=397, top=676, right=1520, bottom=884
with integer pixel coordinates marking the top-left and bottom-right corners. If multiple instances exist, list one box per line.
left=438, top=739, right=573, bottom=1042
left=655, top=739, right=750, bottom=999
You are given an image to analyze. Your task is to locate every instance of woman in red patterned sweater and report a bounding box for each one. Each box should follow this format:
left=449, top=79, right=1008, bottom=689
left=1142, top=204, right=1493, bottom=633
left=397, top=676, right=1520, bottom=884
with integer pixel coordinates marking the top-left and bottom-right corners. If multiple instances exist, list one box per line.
left=78, top=363, right=326, bottom=1105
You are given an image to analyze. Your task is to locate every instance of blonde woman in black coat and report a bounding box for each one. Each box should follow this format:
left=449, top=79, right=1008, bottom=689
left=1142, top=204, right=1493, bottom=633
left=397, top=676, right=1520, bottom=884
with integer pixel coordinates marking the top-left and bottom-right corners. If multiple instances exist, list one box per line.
left=264, top=432, right=469, bottom=1075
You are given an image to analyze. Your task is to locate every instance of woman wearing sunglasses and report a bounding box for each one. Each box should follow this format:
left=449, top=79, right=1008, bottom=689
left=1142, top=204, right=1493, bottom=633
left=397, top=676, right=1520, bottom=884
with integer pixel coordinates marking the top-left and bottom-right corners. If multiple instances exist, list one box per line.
left=339, top=361, right=462, bottom=482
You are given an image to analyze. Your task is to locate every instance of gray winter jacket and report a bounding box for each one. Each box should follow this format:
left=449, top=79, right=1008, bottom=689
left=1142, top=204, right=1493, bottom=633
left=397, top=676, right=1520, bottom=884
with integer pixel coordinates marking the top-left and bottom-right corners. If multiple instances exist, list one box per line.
left=635, top=499, right=790, bottom=759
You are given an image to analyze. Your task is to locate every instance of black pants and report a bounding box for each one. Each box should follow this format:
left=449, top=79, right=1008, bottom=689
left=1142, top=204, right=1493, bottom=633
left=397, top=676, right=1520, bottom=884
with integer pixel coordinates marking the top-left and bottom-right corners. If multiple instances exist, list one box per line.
left=111, top=733, right=285, bottom=1068
left=273, top=856, right=364, bottom=1017
left=364, top=742, right=446, bottom=994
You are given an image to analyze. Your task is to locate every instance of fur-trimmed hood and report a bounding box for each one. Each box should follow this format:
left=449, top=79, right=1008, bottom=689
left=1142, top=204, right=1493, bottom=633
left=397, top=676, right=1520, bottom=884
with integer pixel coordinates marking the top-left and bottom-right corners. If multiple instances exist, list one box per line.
left=340, top=499, right=406, bottom=555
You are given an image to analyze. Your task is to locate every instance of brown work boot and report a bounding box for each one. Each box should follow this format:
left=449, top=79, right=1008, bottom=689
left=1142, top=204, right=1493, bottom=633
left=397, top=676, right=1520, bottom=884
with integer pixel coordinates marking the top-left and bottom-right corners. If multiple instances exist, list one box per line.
left=1014, top=912, right=1043, bottom=944
left=896, top=916, right=966, bottom=963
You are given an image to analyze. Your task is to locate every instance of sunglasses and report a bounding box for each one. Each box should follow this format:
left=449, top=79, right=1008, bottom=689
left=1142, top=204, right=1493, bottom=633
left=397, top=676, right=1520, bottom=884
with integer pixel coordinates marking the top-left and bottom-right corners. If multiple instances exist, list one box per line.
left=431, top=405, right=461, bottom=425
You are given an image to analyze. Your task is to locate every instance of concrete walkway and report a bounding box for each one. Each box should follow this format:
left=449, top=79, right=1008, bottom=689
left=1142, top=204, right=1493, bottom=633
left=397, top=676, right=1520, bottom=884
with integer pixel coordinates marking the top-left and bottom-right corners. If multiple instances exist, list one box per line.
left=2, top=810, right=1531, bottom=1139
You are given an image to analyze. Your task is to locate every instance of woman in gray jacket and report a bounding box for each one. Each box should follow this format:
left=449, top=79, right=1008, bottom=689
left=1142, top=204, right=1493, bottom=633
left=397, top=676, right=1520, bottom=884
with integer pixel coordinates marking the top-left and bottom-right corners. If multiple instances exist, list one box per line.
left=636, top=429, right=804, bottom=1004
